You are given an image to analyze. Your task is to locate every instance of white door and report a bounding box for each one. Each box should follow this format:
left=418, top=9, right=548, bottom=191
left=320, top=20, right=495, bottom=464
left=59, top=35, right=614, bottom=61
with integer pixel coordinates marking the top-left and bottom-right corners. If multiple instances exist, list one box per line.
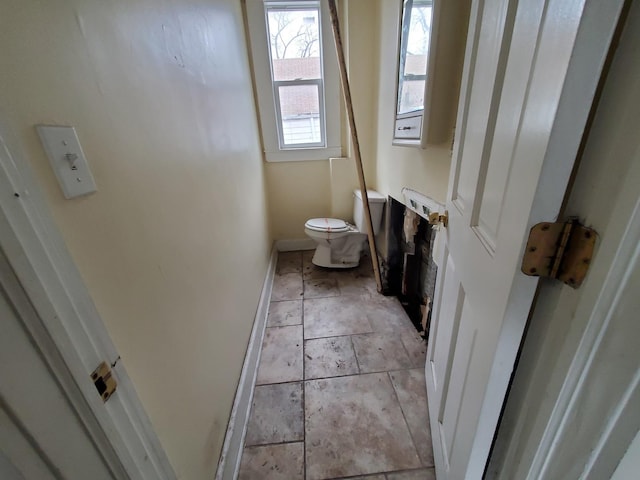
left=0, top=250, right=116, bottom=479
left=425, top=0, right=626, bottom=478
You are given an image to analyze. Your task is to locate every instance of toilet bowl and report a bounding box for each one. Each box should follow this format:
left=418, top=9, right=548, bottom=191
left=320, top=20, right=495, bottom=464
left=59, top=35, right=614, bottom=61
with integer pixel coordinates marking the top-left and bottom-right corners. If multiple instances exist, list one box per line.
left=304, top=190, right=386, bottom=268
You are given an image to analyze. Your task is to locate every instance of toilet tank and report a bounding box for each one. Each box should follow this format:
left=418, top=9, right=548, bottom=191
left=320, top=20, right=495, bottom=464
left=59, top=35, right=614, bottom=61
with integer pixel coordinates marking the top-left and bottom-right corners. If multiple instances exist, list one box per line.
left=353, top=189, right=386, bottom=234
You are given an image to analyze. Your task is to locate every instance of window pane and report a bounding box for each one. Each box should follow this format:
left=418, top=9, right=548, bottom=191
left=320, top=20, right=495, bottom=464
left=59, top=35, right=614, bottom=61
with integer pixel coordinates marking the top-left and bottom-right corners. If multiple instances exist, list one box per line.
left=267, top=8, right=321, bottom=81
left=399, top=79, right=426, bottom=115
left=278, top=84, right=321, bottom=145
left=398, top=1, right=432, bottom=115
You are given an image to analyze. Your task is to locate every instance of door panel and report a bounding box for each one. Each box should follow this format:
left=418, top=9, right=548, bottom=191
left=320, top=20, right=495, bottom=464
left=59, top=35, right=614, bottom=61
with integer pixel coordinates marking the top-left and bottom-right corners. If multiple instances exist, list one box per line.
left=453, top=0, right=511, bottom=212
left=475, top=0, right=544, bottom=244
left=426, top=0, right=626, bottom=478
left=0, top=269, right=114, bottom=479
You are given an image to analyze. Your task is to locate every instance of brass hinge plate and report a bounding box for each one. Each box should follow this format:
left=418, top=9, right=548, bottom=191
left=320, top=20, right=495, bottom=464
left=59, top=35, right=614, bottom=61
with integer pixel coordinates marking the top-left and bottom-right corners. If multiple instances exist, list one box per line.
left=522, top=220, right=597, bottom=288
left=91, top=361, right=117, bottom=403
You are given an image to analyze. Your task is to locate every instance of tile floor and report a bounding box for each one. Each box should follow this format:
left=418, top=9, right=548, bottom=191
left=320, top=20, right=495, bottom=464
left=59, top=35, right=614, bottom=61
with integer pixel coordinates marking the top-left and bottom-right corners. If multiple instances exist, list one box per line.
left=239, top=251, right=434, bottom=480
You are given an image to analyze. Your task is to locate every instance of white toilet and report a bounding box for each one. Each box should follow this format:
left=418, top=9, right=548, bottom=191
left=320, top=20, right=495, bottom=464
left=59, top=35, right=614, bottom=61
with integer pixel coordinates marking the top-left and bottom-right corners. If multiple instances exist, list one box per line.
left=304, top=189, right=386, bottom=268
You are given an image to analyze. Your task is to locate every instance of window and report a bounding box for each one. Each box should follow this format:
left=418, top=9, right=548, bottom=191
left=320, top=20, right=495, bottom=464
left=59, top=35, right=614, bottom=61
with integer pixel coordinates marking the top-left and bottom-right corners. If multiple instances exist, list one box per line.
left=246, top=0, right=342, bottom=162
left=397, top=0, right=432, bottom=116
left=394, top=0, right=433, bottom=146
left=393, top=0, right=470, bottom=147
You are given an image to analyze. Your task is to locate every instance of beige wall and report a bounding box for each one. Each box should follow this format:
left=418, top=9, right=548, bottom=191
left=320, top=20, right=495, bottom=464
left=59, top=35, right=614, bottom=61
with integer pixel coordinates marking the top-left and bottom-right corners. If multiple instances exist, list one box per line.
left=0, top=1, right=270, bottom=478
left=374, top=0, right=452, bottom=204
left=266, top=160, right=331, bottom=238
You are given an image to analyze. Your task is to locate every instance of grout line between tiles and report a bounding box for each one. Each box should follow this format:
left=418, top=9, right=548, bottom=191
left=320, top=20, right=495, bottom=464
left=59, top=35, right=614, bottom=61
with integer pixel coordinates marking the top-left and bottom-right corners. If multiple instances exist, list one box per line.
left=300, top=252, right=307, bottom=480
left=349, top=335, right=362, bottom=375
left=397, top=331, right=422, bottom=369
left=244, top=439, right=306, bottom=449
left=387, top=370, right=423, bottom=467
left=303, top=330, right=374, bottom=342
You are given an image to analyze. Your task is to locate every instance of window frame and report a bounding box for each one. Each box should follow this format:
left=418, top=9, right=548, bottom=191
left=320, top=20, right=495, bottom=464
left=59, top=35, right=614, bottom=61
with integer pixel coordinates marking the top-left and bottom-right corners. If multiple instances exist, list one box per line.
left=246, top=0, right=342, bottom=162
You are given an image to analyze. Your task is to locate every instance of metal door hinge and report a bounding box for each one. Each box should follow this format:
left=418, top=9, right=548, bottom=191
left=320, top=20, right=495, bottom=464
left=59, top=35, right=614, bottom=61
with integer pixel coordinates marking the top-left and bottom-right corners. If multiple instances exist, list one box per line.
left=521, top=219, right=597, bottom=288
left=428, top=211, right=448, bottom=228
left=91, top=361, right=117, bottom=402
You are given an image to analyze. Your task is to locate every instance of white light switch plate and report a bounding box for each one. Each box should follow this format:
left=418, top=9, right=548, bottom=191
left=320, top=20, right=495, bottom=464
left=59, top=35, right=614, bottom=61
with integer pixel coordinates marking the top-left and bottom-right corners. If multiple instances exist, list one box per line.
left=36, top=125, right=97, bottom=199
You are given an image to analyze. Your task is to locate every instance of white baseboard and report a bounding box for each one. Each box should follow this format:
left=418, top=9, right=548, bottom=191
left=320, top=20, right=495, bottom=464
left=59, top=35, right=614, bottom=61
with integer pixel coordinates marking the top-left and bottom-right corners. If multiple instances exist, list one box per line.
left=275, top=238, right=316, bottom=252
left=215, top=246, right=278, bottom=480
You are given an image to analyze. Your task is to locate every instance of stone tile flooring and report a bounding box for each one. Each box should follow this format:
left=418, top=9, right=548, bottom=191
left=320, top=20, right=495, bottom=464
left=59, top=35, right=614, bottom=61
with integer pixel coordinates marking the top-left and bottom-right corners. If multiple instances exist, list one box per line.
left=239, top=251, right=434, bottom=480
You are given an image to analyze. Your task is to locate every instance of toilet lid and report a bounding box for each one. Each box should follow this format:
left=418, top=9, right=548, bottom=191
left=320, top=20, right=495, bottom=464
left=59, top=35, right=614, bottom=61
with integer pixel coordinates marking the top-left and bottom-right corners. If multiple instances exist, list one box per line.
left=305, top=218, right=350, bottom=233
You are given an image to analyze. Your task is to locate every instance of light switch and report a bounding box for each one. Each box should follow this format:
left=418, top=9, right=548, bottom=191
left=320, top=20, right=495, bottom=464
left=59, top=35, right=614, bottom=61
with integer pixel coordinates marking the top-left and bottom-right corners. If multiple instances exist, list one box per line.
left=36, top=125, right=97, bottom=199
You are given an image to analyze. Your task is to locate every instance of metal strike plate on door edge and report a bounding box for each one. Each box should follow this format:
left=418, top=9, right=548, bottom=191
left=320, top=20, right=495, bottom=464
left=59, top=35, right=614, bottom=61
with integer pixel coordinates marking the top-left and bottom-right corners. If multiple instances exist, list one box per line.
left=428, top=211, right=448, bottom=228
left=91, top=361, right=117, bottom=402
left=521, top=220, right=597, bottom=288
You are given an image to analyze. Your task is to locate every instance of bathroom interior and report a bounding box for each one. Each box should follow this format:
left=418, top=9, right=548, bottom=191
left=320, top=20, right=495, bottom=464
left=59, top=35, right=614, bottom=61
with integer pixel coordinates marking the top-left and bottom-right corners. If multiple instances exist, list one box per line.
left=7, top=0, right=635, bottom=479
left=0, top=0, right=466, bottom=477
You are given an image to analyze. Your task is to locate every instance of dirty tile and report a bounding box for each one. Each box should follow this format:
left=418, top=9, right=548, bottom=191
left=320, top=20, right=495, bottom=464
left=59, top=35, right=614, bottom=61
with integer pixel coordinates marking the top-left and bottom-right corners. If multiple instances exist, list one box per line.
left=351, top=332, right=413, bottom=373
left=302, top=250, right=343, bottom=280
left=238, top=442, right=304, bottom=480
left=386, top=468, right=436, bottom=480
left=267, top=300, right=302, bottom=327
left=304, top=296, right=373, bottom=339
left=305, top=373, right=421, bottom=479
left=276, top=251, right=302, bottom=274
left=336, top=271, right=378, bottom=297
left=399, top=330, right=427, bottom=369
left=304, top=276, right=340, bottom=299
left=304, top=336, right=359, bottom=379
left=356, top=252, right=374, bottom=272
left=303, top=262, right=336, bottom=280
left=302, top=249, right=315, bottom=265
left=389, top=369, right=434, bottom=467
left=272, top=272, right=303, bottom=301
left=365, top=295, right=416, bottom=335
left=245, top=382, right=303, bottom=446
left=257, top=326, right=303, bottom=385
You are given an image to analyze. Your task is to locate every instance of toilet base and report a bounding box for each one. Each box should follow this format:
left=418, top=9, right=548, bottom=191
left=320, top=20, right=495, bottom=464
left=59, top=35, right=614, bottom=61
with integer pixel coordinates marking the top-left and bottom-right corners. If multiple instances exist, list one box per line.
left=311, top=244, right=360, bottom=269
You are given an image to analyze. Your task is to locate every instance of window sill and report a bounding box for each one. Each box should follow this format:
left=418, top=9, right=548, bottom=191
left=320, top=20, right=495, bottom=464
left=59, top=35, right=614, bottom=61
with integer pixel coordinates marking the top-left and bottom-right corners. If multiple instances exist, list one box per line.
left=264, top=146, right=342, bottom=162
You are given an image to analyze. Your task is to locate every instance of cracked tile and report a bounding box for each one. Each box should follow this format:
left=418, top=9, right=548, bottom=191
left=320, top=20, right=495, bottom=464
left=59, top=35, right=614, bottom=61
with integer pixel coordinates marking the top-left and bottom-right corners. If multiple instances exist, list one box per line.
left=257, top=326, right=303, bottom=385
left=389, top=369, right=434, bottom=467
left=245, top=382, right=303, bottom=446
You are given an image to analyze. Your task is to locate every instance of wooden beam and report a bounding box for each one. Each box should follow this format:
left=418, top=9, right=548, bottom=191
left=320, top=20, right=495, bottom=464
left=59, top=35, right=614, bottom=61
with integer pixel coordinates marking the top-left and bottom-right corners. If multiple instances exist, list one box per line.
left=327, top=0, right=383, bottom=293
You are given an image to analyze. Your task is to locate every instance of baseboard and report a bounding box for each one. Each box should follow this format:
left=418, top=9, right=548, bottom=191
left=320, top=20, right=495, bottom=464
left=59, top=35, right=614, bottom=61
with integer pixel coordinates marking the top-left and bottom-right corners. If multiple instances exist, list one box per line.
left=275, top=238, right=316, bottom=252
left=215, top=246, right=278, bottom=480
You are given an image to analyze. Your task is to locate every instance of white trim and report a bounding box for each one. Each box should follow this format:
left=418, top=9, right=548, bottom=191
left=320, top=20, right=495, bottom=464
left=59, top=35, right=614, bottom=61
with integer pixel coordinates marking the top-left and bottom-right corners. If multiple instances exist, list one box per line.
left=0, top=130, right=176, bottom=479
left=275, top=238, right=316, bottom=251
left=0, top=248, right=129, bottom=478
left=528, top=198, right=640, bottom=480
left=215, top=246, right=277, bottom=480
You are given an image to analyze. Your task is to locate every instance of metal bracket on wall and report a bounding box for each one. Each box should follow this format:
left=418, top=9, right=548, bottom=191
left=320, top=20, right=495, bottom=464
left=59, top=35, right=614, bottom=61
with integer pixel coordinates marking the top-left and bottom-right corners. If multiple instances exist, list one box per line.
left=521, top=219, right=597, bottom=288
